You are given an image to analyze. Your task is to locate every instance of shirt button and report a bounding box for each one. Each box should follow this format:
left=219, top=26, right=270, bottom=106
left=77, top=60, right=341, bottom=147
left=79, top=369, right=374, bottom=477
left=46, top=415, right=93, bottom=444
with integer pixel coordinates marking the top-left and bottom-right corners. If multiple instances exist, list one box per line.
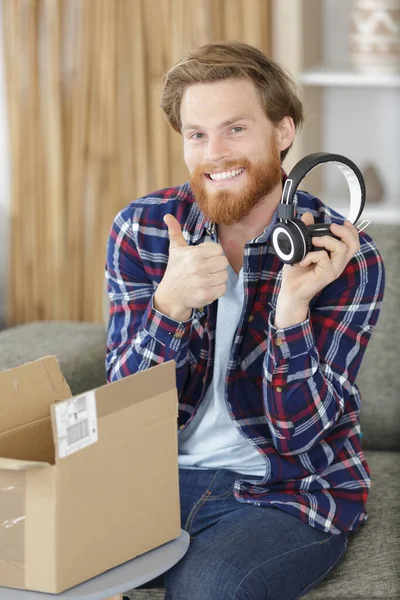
left=275, top=386, right=283, bottom=393
left=173, top=331, right=184, bottom=339
left=275, top=338, right=284, bottom=346
left=248, top=315, right=254, bottom=322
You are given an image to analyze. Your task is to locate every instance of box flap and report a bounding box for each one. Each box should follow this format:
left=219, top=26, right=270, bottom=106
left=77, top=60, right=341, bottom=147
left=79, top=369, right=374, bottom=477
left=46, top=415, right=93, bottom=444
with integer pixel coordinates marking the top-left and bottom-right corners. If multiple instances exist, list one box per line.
left=0, top=356, right=72, bottom=434
left=0, top=417, right=55, bottom=465
left=0, top=457, right=51, bottom=471
left=94, top=360, right=177, bottom=420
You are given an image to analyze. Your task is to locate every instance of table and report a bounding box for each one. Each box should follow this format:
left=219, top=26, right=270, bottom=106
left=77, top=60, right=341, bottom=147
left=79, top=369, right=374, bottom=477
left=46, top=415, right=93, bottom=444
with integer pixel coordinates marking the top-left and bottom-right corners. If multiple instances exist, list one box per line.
left=0, top=530, right=190, bottom=600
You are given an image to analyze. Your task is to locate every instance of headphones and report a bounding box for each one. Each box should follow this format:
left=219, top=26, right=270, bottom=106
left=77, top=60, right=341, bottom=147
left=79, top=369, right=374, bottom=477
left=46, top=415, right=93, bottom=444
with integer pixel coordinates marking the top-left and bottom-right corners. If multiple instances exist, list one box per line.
left=271, top=152, right=368, bottom=265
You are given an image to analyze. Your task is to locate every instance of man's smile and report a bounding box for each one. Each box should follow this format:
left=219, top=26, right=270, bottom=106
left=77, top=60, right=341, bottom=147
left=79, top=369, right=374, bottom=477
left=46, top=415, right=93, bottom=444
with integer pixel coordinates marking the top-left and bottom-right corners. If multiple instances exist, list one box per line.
left=205, top=167, right=246, bottom=184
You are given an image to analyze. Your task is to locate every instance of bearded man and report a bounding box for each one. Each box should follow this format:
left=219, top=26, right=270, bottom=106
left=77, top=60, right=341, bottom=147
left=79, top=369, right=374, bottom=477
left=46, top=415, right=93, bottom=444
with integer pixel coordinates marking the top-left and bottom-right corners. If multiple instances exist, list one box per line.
left=105, top=42, right=384, bottom=600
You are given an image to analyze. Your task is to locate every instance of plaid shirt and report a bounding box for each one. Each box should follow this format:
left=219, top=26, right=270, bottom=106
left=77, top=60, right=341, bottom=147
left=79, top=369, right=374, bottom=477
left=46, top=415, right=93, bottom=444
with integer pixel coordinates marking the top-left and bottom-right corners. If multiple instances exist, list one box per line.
left=105, top=181, right=385, bottom=535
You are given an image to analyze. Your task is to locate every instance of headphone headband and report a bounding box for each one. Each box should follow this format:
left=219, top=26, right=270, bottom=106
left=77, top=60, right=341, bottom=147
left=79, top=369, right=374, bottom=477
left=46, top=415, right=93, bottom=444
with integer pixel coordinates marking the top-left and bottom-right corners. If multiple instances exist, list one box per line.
left=280, top=152, right=365, bottom=225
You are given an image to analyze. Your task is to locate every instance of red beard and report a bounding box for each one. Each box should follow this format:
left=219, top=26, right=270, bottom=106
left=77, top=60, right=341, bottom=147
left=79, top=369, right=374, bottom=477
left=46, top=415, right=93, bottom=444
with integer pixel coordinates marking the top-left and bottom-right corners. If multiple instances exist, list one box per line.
left=190, top=139, right=282, bottom=226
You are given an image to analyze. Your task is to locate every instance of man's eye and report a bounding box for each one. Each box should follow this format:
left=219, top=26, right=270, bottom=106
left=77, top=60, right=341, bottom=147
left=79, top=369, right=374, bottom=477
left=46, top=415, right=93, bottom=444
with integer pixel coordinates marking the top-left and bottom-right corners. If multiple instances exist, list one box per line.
left=190, top=133, right=205, bottom=140
left=230, top=126, right=243, bottom=133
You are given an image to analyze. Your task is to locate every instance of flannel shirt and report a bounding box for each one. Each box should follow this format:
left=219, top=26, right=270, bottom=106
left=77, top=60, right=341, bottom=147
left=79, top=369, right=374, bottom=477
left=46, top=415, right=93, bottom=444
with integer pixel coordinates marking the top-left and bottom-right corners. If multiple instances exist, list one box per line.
left=105, top=181, right=385, bottom=535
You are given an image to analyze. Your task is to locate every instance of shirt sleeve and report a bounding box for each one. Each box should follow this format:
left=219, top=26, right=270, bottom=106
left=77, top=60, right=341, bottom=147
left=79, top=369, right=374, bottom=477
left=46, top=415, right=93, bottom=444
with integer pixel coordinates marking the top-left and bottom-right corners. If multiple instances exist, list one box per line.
left=263, top=236, right=385, bottom=456
left=105, top=206, right=193, bottom=394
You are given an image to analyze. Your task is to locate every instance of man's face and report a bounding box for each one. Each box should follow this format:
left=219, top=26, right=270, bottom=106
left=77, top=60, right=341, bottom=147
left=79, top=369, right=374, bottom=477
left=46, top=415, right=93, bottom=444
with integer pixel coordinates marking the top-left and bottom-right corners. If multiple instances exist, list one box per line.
left=181, top=78, right=283, bottom=226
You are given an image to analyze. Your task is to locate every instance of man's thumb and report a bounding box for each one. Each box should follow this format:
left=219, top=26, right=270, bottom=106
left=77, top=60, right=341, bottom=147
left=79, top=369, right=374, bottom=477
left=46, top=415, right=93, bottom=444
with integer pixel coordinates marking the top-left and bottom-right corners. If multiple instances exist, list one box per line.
left=164, top=214, right=188, bottom=248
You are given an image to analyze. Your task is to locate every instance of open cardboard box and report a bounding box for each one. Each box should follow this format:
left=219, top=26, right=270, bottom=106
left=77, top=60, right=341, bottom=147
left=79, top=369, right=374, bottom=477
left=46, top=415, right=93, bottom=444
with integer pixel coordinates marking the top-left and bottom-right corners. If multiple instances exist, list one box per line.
left=0, top=356, right=180, bottom=593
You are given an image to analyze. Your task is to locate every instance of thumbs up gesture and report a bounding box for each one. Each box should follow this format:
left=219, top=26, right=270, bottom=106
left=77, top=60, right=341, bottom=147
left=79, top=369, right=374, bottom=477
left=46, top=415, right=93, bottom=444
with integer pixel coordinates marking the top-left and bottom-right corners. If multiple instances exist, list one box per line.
left=164, top=214, right=189, bottom=250
left=153, top=214, right=229, bottom=321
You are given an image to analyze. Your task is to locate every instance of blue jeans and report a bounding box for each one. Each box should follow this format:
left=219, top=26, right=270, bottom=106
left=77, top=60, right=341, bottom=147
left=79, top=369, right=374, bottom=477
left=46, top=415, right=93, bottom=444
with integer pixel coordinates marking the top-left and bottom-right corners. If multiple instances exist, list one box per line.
left=164, top=468, right=349, bottom=600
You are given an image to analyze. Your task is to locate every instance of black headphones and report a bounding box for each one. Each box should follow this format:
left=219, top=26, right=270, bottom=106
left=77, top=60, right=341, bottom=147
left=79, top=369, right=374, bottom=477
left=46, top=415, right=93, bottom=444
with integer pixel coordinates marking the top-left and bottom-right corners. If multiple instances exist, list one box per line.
left=271, top=152, right=366, bottom=265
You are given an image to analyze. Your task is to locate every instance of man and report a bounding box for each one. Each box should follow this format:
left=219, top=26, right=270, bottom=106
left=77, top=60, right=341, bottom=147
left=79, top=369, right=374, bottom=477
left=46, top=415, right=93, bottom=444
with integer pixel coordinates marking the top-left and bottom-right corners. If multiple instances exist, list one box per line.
left=106, top=42, right=384, bottom=600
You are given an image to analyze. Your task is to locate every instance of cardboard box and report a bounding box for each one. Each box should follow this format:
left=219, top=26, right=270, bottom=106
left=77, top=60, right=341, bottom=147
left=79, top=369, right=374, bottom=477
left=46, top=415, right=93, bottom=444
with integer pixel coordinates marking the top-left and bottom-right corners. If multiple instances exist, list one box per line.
left=0, top=356, right=180, bottom=593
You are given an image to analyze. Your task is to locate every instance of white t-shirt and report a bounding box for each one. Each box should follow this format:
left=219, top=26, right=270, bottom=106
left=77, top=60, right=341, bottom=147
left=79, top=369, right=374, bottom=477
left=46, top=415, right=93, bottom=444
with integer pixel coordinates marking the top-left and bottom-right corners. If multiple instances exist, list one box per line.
left=178, top=263, right=266, bottom=476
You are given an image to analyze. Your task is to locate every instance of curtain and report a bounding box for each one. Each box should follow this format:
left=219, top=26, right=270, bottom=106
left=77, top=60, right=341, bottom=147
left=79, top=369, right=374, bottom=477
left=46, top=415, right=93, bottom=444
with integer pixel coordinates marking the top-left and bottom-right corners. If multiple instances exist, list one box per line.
left=1, top=0, right=270, bottom=325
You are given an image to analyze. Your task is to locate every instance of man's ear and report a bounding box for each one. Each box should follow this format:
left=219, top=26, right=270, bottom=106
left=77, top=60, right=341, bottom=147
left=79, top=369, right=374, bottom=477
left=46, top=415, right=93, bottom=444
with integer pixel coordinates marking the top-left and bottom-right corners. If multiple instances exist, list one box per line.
left=276, top=117, right=296, bottom=152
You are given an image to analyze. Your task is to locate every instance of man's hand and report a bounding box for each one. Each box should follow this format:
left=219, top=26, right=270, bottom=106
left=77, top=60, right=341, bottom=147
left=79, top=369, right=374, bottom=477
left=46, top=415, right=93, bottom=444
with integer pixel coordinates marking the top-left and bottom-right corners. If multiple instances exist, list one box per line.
left=154, top=214, right=229, bottom=321
left=275, top=212, right=360, bottom=329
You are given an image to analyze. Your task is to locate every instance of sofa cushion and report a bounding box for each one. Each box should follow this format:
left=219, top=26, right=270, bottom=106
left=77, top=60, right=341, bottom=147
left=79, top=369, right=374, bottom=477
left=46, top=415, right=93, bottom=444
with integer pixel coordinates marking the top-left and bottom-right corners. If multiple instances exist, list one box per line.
left=356, top=224, right=400, bottom=451
left=0, top=321, right=107, bottom=395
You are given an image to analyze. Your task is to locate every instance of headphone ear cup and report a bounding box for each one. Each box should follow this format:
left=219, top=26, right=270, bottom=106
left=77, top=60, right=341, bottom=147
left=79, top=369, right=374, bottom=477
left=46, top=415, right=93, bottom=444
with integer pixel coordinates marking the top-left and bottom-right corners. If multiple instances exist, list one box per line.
left=292, top=218, right=313, bottom=257
left=271, top=218, right=313, bottom=265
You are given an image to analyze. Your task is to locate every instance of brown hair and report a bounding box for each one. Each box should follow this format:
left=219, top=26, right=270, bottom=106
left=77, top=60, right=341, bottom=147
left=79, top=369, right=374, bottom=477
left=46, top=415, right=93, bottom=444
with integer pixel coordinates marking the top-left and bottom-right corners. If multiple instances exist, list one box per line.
left=160, top=41, right=304, bottom=162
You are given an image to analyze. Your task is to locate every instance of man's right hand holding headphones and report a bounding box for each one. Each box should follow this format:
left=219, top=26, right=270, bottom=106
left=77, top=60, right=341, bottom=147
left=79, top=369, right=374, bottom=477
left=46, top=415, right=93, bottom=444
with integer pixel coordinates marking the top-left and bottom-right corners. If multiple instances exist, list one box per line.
left=274, top=212, right=361, bottom=329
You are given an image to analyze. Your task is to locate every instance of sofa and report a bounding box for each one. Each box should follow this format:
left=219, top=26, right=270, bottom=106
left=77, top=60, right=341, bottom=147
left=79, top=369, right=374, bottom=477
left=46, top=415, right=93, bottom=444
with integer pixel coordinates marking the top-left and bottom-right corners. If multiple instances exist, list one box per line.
left=0, top=223, right=398, bottom=600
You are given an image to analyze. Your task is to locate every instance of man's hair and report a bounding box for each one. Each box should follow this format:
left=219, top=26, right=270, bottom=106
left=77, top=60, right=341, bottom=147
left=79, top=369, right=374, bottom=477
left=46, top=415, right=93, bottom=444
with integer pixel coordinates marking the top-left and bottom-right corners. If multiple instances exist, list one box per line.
left=160, top=41, right=304, bottom=162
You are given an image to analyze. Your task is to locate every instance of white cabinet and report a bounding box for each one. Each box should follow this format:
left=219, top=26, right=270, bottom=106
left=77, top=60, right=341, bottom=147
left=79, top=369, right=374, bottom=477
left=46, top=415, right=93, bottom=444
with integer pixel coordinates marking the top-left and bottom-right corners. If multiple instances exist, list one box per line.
left=272, top=0, right=400, bottom=224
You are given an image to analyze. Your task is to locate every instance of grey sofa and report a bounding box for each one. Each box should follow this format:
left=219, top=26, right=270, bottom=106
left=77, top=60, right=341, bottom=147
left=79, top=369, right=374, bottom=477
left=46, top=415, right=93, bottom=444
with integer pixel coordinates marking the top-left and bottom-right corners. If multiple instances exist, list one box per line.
left=0, top=223, right=398, bottom=599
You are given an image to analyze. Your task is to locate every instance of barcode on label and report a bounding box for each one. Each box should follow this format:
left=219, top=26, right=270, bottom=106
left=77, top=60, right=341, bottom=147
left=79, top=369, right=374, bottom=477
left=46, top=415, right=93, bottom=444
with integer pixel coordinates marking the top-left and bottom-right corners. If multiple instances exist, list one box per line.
left=67, top=419, right=89, bottom=445
left=54, top=390, right=98, bottom=459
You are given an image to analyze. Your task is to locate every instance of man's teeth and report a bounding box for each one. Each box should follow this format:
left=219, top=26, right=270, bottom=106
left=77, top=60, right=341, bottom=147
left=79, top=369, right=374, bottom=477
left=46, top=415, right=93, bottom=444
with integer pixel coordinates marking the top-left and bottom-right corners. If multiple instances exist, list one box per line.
left=209, top=168, right=245, bottom=181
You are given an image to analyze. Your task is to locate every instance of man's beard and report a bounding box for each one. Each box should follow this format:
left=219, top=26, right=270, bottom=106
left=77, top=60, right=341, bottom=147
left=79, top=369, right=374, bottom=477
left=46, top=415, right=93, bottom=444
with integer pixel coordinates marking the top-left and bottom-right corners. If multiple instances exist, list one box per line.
left=189, top=139, right=282, bottom=226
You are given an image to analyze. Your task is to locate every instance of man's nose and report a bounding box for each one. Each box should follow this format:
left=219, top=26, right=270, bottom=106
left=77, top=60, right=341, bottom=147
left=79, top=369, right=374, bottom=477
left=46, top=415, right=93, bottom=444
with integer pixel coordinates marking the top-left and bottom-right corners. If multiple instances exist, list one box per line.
left=204, top=135, right=231, bottom=162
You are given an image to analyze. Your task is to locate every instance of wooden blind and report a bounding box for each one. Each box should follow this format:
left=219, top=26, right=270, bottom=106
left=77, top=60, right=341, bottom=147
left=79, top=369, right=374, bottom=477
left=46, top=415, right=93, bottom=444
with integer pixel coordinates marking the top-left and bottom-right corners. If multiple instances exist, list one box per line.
left=1, top=0, right=270, bottom=325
